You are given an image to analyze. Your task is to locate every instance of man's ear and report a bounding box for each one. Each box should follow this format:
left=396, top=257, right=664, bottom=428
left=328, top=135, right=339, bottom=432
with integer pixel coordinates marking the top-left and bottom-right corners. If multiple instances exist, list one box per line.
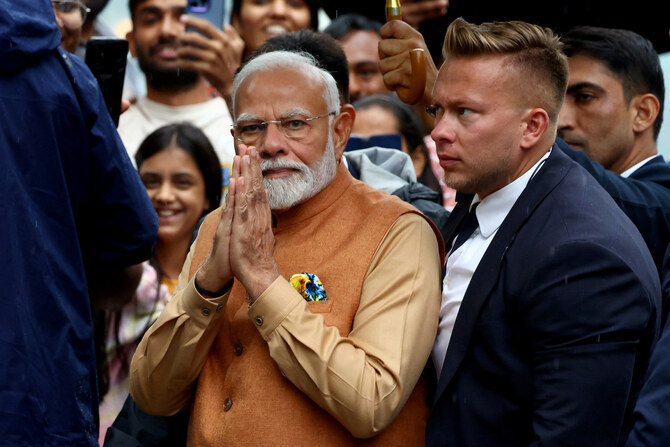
left=631, top=93, right=660, bottom=134
left=126, top=31, right=136, bottom=58
left=332, top=104, right=356, bottom=162
left=519, top=108, right=549, bottom=150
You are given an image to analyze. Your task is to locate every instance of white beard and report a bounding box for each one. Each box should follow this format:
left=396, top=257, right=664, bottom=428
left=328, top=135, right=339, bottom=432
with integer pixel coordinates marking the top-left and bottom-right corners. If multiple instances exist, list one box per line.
left=261, top=133, right=337, bottom=211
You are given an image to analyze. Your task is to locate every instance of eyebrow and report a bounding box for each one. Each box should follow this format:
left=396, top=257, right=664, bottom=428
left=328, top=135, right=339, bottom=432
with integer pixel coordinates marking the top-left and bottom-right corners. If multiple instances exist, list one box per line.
left=236, top=112, right=262, bottom=122
left=140, top=171, right=197, bottom=179
left=353, top=60, right=378, bottom=67
left=566, top=82, right=606, bottom=95
left=236, top=108, right=314, bottom=122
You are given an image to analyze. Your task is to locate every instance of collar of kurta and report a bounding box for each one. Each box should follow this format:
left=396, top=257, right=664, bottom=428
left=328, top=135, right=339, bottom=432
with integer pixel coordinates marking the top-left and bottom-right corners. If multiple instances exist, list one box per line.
left=273, top=162, right=352, bottom=231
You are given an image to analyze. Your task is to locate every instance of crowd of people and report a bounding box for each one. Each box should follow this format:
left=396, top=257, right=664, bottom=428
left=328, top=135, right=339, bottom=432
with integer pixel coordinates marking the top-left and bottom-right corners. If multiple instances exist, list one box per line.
left=2, top=0, right=669, bottom=446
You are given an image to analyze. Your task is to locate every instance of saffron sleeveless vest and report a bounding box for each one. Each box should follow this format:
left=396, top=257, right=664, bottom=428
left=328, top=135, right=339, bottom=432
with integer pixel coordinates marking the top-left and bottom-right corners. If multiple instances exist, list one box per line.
left=187, top=164, right=442, bottom=446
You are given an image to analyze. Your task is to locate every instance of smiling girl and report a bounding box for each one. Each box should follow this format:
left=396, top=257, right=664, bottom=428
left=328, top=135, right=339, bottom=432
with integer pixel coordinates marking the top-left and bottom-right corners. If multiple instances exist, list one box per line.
left=98, top=122, right=221, bottom=441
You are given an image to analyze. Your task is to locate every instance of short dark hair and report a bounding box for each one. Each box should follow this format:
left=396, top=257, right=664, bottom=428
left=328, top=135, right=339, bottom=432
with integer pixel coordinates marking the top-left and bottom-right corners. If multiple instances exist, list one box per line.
left=352, top=93, right=424, bottom=155
left=135, top=123, right=222, bottom=214
left=231, top=0, right=320, bottom=31
left=128, top=0, right=142, bottom=20
left=562, top=26, right=665, bottom=139
left=323, top=13, right=382, bottom=41
left=250, top=29, right=350, bottom=104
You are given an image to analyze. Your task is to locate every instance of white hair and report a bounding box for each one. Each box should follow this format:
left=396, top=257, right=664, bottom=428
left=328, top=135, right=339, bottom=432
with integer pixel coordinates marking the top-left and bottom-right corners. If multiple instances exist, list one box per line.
left=232, top=51, right=341, bottom=116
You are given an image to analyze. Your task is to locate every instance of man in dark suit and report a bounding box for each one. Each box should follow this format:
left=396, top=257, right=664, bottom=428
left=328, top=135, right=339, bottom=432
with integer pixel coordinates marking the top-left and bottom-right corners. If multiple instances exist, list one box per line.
left=426, top=18, right=661, bottom=446
left=557, top=26, right=669, bottom=274
left=627, top=244, right=670, bottom=447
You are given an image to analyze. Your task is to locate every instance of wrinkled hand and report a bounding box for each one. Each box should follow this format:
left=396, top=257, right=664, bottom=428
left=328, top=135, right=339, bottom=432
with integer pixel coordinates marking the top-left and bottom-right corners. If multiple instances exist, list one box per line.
left=177, top=15, right=244, bottom=102
left=402, top=0, right=448, bottom=28
left=194, top=156, right=237, bottom=294
left=378, top=19, right=438, bottom=108
left=229, top=146, right=279, bottom=301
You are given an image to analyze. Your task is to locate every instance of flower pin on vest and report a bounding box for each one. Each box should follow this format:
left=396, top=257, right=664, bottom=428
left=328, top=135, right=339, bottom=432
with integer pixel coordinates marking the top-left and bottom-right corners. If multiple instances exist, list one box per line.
left=289, top=273, right=327, bottom=302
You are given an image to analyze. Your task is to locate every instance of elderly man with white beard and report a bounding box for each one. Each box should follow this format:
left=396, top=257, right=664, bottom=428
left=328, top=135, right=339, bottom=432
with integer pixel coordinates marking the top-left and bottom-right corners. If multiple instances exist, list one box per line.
left=129, top=51, right=443, bottom=445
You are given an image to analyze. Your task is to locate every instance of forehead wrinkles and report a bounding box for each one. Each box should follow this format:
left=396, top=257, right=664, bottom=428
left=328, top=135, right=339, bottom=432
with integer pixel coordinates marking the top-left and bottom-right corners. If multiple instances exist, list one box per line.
left=236, top=70, right=326, bottom=117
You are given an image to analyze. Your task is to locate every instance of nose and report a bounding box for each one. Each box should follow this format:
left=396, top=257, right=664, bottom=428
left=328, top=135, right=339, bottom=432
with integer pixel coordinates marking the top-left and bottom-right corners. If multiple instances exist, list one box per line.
left=155, top=181, right=175, bottom=204
left=269, top=0, right=288, bottom=17
left=557, top=101, right=575, bottom=133
left=160, top=14, right=181, bottom=39
left=430, top=113, right=455, bottom=146
left=260, top=122, right=289, bottom=159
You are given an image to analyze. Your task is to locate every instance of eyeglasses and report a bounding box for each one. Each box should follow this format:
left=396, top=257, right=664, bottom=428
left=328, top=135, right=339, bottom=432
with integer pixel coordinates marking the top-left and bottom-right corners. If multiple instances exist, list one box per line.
left=51, top=0, right=90, bottom=29
left=232, top=112, right=336, bottom=146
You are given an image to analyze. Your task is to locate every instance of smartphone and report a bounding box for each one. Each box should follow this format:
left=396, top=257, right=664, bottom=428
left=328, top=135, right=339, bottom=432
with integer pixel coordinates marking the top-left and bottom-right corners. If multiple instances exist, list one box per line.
left=85, top=37, right=128, bottom=127
left=186, top=0, right=226, bottom=30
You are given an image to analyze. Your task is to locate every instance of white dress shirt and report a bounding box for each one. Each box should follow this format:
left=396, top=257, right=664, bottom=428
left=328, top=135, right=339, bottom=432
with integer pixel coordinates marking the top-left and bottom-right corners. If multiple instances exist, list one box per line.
left=620, top=154, right=663, bottom=178
left=432, top=149, right=552, bottom=376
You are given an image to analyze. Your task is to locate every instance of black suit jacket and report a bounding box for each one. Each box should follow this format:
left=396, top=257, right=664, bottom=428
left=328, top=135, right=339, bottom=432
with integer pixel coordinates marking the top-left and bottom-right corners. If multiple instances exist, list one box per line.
left=426, top=147, right=661, bottom=446
left=558, top=138, right=670, bottom=276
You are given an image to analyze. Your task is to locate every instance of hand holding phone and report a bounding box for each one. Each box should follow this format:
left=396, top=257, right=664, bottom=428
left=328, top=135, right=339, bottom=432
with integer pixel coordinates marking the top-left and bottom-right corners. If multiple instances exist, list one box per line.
left=178, top=11, right=244, bottom=103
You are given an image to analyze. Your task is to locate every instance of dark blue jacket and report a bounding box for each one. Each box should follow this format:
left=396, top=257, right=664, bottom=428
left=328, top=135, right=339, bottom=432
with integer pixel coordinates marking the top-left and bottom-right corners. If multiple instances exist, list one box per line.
left=0, top=1, right=157, bottom=444
left=626, top=244, right=670, bottom=447
left=427, top=147, right=661, bottom=446
left=558, top=138, right=670, bottom=277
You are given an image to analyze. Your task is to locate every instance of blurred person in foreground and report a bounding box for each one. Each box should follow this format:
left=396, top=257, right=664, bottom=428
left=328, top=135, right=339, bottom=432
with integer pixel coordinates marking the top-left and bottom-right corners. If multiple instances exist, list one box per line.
left=0, top=0, right=157, bottom=444
left=426, top=18, right=661, bottom=446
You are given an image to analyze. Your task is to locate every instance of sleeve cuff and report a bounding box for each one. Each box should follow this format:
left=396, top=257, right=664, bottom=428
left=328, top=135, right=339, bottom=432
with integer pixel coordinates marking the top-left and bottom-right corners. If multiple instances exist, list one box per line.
left=182, top=277, right=230, bottom=326
left=248, top=276, right=305, bottom=339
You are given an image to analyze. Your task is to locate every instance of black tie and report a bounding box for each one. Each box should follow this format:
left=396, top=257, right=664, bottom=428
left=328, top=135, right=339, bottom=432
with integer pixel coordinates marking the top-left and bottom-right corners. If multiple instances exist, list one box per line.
left=451, top=202, right=480, bottom=254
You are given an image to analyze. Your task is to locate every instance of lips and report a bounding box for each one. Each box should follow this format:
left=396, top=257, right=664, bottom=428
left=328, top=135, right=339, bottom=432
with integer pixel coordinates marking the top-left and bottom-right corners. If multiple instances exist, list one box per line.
left=437, top=152, right=461, bottom=169
left=156, top=209, right=183, bottom=224
left=263, top=167, right=299, bottom=179
left=152, top=45, right=179, bottom=60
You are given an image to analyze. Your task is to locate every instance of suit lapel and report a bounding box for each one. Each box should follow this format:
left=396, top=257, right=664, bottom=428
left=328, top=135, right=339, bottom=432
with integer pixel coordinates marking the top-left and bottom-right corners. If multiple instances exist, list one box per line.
left=434, top=147, right=574, bottom=403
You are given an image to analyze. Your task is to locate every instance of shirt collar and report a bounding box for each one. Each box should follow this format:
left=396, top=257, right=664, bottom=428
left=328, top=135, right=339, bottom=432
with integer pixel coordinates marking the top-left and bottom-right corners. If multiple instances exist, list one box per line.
left=471, top=148, right=551, bottom=238
left=620, top=154, right=662, bottom=178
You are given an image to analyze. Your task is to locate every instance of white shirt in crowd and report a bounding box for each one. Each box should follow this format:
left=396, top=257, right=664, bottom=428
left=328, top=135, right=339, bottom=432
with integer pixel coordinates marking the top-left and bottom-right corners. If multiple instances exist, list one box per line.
left=118, top=96, right=235, bottom=169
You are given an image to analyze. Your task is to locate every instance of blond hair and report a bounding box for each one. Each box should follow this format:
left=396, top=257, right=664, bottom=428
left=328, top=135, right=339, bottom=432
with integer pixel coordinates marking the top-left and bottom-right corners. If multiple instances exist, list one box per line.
left=443, top=18, right=568, bottom=122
